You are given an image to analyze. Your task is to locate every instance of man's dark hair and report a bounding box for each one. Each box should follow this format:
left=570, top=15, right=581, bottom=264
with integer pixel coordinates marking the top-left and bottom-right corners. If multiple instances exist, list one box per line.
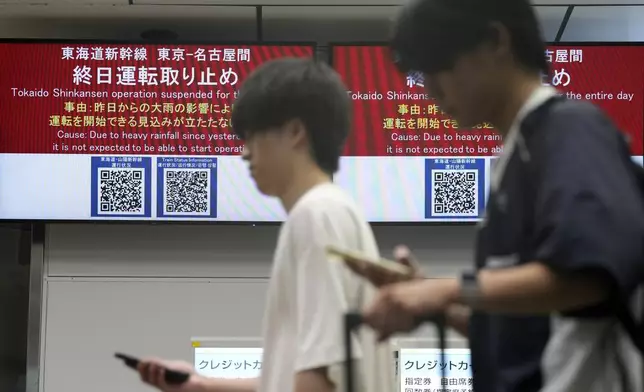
left=391, top=0, right=548, bottom=75
left=231, top=57, right=351, bottom=175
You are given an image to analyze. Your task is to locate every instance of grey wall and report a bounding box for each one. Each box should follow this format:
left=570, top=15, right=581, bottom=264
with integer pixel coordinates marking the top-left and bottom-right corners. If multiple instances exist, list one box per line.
left=0, top=227, right=29, bottom=392
left=41, top=223, right=473, bottom=392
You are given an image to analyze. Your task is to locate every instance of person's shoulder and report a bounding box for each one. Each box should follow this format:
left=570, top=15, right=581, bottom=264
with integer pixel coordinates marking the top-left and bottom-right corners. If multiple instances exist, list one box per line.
left=290, top=183, right=358, bottom=220
left=286, top=183, right=367, bottom=240
left=544, top=97, right=614, bottom=131
left=533, top=97, right=620, bottom=149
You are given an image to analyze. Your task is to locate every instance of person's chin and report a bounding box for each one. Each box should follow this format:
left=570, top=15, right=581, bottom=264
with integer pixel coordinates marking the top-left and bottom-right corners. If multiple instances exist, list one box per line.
left=252, top=179, right=275, bottom=197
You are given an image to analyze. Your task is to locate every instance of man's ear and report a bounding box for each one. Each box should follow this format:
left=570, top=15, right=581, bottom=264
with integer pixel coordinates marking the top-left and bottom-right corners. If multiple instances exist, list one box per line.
left=485, top=21, right=511, bottom=59
left=284, top=119, right=309, bottom=149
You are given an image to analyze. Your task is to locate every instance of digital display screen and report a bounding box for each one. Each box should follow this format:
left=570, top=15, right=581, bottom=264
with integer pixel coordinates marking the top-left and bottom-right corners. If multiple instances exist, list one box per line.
left=0, top=42, right=314, bottom=221
left=332, top=44, right=644, bottom=223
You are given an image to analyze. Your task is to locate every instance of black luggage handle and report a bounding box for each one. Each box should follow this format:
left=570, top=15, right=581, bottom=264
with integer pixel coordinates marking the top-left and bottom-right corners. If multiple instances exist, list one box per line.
left=344, top=312, right=448, bottom=392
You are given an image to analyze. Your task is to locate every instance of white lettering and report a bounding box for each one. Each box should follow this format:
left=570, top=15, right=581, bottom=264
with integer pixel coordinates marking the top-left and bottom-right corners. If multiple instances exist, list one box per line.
left=347, top=91, right=383, bottom=100
left=138, top=67, right=158, bottom=86
left=570, top=49, right=583, bottom=63
left=76, top=47, right=90, bottom=60
left=116, top=66, right=137, bottom=86
left=105, top=48, right=119, bottom=61
left=555, top=49, right=568, bottom=63
left=209, top=48, right=221, bottom=61
left=219, top=68, right=238, bottom=86
left=183, top=68, right=196, bottom=86
left=158, top=48, right=171, bottom=61
left=120, top=47, right=133, bottom=61
left=134, top=47, right=147, bottom=61
left=193, top=48, right=206, bottom=61
left=223, top=48, right=236, bottom=62
left=62, top=47, right=74, bottom=60
left=91, top=47, right=104, bottom=60
left=96, top=67, right=112, bottom=85
left=11, top=87, right=49, bottom=97
left=237, top=48, right=250, bottom=62
left=198, top=67, right=218, bottom=86
left=172, top=48, right=185, bottom=61
left=72, top=66, right=92, bottom=85
left=160, top=67, right=180, bottom=86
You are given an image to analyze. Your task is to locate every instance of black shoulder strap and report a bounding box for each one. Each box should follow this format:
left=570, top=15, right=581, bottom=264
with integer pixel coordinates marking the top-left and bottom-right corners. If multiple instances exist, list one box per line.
left=521, top=94, right=644, bottom=355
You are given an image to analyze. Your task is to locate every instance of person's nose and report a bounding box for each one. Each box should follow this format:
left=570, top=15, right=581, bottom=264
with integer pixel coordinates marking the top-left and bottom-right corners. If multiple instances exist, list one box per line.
left=241, top=145, right=250, bottom=161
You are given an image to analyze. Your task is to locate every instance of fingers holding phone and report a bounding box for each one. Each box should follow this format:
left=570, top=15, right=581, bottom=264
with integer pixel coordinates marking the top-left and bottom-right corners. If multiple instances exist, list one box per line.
left=326, top=245, right=417, bottom=287
left=136, top=358, right=196, bottom=392
left=392, top=245, right=424, bottom=278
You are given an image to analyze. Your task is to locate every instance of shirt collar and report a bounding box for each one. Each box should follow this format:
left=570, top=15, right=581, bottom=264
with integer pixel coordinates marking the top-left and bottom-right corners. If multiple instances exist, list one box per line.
left=505, top=85, right=559, bottom=144
left=490, top=85, right=559, bottom=192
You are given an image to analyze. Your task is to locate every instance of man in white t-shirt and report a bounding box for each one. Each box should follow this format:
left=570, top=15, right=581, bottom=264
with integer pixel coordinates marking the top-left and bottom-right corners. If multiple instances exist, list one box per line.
left=136, top=58, right=396, bottom=392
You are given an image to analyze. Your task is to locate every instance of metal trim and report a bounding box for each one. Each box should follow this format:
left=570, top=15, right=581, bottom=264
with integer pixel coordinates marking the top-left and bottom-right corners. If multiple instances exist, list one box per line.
left=25, top=224, right=45, bottom=392
left=554, top=5, right=576, bottom=42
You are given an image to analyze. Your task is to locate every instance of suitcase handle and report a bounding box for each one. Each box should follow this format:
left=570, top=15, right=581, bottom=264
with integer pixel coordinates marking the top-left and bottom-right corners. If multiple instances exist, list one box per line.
left=344, top=312, right=447, bottom=392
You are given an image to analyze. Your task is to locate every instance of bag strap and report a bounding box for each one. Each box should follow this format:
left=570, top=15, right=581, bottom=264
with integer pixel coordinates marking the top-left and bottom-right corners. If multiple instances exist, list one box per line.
left=613, top=131, right=644, bottom=354
left=520, top=95, right=644, bottom=355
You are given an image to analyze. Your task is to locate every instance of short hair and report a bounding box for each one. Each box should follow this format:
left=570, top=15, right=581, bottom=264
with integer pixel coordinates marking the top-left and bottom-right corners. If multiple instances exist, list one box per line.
left=231, top=57, right=351, bottom=175
left=391, top=0, right=548, bottom=75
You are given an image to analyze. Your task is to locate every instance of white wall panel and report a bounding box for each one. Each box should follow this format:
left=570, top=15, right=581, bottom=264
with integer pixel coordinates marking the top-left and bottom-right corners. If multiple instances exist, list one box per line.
left=42, top=223, right=473, bottom=392
left=535, top=0, right=644, bottom=4
left=134, top=0, right=401, bottom=5
left=534, top=6, right=568, bottom=41
left=46, top=224, right=279, bottom=278
left=133, top=0, right=644, bottom=5
left=0, top=8, right=257, bottom=40
left=0, top=4, right=254, bottom=17
left=562, top=6, right=644, bottom=41
left=262, top=6, right=395, bottom=42
left=42, top=278, right=267, bottom=392
left=46, top=224, right=475, bottom=278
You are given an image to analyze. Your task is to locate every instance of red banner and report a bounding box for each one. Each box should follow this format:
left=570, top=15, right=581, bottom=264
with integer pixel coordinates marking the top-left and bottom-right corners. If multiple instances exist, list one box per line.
left=333, top=45, right=644, bottom=156
left=0, top=43, right=314, bottom=156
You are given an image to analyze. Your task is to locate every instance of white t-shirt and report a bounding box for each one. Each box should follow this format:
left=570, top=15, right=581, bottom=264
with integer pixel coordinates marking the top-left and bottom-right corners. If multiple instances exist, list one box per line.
left=258, top=183, right=396, bottom=392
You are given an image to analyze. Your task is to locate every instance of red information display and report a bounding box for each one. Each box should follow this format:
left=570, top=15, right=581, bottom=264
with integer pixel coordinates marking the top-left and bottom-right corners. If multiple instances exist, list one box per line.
left=332, top=44, right=644, bottom=157
left=0, top=43, right=313, bottom=156
left=0, top=42, right=313, bottom=222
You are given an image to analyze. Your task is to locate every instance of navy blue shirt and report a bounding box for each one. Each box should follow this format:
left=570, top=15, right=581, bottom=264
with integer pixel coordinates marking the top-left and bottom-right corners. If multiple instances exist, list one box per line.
left=470, top=96, right=644, bottom=392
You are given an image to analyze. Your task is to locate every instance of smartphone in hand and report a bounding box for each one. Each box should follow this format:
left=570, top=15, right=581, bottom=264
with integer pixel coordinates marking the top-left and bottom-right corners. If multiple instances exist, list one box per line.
left=114, top=352, right=190, bottom=385
left=325, top=245, right=414, bottom=285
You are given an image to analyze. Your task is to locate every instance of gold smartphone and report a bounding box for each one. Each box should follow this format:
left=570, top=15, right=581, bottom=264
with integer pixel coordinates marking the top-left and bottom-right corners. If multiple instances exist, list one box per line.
left=325, top=244, right=413, bottom=277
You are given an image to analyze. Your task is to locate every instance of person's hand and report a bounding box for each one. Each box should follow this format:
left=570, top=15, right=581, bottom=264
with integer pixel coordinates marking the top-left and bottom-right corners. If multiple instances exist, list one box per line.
left=137, top=358, right=203, bottom=392
left=392, top=245, right=424, bottom=278
left=345, top=245, right=424, bottom=287
left=363, top=278, right=459, bottom=341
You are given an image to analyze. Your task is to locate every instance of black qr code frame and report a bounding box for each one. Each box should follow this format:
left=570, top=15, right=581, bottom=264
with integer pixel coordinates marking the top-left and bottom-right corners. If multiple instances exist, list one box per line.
left=162, top=168, right=211, bottom=216
left=431, top=169, right=478, bottom=217
left=97, top=168, right=145, bottom=215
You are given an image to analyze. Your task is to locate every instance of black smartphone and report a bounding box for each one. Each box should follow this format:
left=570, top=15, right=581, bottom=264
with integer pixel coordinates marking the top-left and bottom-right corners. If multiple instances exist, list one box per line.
left=114, top=352, right=190, bottom=385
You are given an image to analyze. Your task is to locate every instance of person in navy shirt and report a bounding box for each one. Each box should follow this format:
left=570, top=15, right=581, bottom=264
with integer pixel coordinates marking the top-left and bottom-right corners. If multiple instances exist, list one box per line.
left=357, top=0, right=644, bottom=391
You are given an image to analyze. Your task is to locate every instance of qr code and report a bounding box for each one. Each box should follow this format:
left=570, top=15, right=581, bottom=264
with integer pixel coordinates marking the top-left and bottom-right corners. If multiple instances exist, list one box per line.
left=163, top=169, right=210, bottom=215
left=98, top=168, right=144, bottom=214
left=431, top=170, right=478, bottom=216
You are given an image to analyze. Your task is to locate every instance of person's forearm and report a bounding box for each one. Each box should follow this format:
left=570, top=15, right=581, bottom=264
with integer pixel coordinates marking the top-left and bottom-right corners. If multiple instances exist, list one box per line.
left=445, top=304, right=470, bottom=336
left=195, top=376, right=258, bottom=392
left=451, top=262, right=610, bottom=314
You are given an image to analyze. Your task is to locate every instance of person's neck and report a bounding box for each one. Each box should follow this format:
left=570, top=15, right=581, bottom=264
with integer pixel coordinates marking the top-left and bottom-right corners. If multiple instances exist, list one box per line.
left=492, top=73, right=543, bottom=138
left=279, top=165, right=332, bottom=213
